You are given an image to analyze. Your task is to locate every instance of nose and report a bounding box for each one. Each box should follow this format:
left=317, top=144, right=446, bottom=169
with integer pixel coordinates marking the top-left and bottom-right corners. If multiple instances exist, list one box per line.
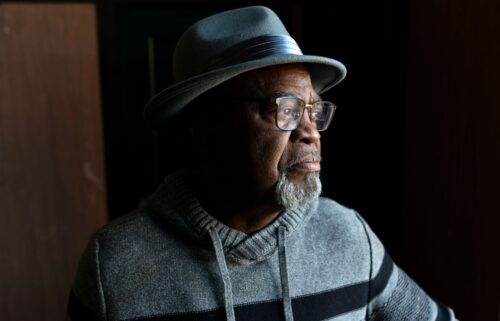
left=291, top=107, right=321, bottom=144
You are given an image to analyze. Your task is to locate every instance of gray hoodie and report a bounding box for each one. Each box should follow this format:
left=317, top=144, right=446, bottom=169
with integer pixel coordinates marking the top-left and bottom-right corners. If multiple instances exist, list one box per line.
left=68, top=170, right=457, bottom=321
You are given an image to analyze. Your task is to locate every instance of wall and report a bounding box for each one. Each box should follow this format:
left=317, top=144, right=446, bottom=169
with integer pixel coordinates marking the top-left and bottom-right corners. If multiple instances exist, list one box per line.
left=0, top=4, right=107, bottom=321
left=403, top=0, right=500, bottom=319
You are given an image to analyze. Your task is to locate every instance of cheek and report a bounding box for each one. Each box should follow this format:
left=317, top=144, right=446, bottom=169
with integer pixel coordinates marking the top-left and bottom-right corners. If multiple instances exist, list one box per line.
left=240, top=108, right=290, bottom=187
left=248, top=128, right=290, bottom=179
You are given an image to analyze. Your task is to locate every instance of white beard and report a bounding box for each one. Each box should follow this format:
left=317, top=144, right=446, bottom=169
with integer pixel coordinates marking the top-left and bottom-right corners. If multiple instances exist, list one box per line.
left=274, top=170, right=322, bottom=209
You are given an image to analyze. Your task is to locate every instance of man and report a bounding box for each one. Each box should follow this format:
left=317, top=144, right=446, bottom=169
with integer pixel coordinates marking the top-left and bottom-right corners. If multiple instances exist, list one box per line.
left=68, top=6, right=457, bottom=321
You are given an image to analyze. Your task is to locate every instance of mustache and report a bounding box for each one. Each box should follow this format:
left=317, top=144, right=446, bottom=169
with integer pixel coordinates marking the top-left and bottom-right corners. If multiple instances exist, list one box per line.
left=285, top=150, right=322, bottom=169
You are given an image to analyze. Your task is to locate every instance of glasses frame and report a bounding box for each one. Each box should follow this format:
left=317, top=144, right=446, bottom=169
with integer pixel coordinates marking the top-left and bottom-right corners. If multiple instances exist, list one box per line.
left=233, top=96, right=336, bottom=132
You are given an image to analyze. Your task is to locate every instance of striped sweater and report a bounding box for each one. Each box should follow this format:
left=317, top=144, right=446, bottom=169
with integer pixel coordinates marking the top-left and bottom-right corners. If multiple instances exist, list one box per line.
left=68, top=171, right=457, bottom=321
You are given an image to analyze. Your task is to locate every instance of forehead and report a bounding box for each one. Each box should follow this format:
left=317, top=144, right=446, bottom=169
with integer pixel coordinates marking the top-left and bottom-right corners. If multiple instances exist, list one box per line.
left=228, top=64, right=319, bottom=100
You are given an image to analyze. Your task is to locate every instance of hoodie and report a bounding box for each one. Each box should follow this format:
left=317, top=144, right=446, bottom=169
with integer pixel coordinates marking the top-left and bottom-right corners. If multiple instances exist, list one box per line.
left=68, top=170, right=457, bottom=321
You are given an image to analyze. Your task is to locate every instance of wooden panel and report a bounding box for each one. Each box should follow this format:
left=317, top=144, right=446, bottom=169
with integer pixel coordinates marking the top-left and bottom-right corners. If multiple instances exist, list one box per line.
left=403, top=0, right=500, bottom=320
left=0, top=4, right=107, bottom=321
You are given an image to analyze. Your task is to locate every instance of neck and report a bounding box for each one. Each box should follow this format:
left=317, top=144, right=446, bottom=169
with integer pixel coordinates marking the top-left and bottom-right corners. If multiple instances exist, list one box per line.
left=191, top=172, right=283, bottom=233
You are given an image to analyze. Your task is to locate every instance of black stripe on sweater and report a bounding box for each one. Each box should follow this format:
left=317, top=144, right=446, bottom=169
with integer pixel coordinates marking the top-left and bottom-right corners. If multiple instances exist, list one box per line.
left=292, top=251, right=393, bottom=321
left=68, top=253, right=393, bottom=321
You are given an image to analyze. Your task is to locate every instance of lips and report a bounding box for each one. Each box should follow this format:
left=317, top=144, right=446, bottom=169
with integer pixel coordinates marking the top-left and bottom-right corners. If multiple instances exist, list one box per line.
left=289, top=157, right=321, bottom=172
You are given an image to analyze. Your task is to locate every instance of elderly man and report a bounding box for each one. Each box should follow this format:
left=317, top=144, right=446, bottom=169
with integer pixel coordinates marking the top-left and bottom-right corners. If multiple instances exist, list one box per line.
left=68, top=6, right=457, bottom=321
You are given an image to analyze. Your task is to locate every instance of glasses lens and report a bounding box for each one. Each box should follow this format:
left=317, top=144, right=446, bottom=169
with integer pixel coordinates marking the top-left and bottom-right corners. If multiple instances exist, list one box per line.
left=276, top=97, right=304, bottom=130
left=276, top=97, right=336, bottom=131
left=311, top=101, right=336, bottom=131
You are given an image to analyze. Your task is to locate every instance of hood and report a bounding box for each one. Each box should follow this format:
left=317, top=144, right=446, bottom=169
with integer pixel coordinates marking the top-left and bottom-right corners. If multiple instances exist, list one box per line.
left=141, top=170, right=318, bottom=264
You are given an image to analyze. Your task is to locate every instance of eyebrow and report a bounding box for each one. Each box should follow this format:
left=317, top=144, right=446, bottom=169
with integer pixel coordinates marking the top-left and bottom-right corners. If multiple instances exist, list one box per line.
left=270, top=91, right=322, bottom=102
left=269, top=91, right=290, bottom=98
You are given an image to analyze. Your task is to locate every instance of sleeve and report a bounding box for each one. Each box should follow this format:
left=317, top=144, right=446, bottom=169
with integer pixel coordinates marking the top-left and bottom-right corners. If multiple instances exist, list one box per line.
left=66, top=234, right=107, bottom=321
left=354, top=212, right=459, bottom=321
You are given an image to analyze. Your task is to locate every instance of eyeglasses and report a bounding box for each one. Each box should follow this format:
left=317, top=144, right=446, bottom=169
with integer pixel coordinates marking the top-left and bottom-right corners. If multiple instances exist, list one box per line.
left=235, top=96, right=336, bottom=131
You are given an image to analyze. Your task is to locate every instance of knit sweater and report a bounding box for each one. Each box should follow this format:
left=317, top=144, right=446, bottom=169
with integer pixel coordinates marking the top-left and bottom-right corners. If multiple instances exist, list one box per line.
left=68, top=171, right=457, bottom=321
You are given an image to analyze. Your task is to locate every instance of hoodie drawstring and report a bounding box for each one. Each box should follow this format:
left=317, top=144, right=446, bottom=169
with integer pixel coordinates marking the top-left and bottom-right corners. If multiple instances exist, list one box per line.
left=209, top=227, right=236, bottom=321
left=208, top=226, right=294, bottom=321
left=278, top=226, right=294, bottom=321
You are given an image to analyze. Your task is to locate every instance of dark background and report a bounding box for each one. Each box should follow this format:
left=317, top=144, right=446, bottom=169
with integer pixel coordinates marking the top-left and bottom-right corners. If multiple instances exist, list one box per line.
left=1, top=1, right=499, bottom=320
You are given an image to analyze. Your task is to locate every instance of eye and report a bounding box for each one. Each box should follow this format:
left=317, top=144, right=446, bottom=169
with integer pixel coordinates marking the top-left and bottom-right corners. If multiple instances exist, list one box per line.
left=280, top=108, right=301, bottom=119
left=309, top=103, right=325, bottom=120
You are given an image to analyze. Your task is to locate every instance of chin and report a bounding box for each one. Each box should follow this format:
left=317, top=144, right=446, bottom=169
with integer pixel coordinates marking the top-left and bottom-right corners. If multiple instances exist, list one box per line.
left=274, top=170, right=322, bottom=209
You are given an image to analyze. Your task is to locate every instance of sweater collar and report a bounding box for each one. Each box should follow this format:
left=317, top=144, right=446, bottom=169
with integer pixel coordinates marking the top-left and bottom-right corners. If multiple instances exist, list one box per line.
left=147, top=170, right=318, bottom=264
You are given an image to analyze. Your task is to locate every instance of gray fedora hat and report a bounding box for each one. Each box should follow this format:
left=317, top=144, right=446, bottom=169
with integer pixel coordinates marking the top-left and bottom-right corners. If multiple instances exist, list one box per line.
left=144, top=6, right=346, bottom=127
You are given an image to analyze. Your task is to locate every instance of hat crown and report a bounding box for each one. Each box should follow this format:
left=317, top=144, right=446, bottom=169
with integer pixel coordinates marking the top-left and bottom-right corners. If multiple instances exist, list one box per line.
left=144, top=5, right=346, bottom=127
left=173, top=6, right=291, bottom=82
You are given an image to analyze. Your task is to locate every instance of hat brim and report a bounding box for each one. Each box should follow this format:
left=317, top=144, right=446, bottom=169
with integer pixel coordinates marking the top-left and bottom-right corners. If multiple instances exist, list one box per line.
left=143, top=54, right=346, bottom=127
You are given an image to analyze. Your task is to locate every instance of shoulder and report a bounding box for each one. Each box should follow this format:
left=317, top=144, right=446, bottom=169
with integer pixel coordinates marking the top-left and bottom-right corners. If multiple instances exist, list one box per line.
left=298, top=197, right=377, bottom=266
left=311, top=196, right=368, bottom=237
left=315, top=196, right=354, bottom=215
left=89, top=210, right=173, bottom=261
left=69, top=212, right=155, bottom=319
left=308, top=196, right=387, bottom=268
left=94, top=211, right=154, bottom=241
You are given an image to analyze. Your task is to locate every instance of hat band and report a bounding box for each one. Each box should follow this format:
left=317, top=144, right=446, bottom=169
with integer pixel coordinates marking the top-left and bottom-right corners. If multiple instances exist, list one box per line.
left=205, top=34, right=303, bottom=72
